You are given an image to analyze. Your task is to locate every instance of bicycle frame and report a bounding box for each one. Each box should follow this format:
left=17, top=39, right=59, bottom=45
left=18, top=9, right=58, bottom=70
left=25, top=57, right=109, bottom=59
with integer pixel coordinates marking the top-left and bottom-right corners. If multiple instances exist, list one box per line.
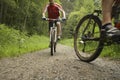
left=43, top=18, right=62, bottom=55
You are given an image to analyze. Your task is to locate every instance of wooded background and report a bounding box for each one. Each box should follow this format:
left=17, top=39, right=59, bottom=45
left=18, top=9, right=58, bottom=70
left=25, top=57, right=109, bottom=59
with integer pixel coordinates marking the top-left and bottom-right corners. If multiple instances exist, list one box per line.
left=3, top=0, right=120, bottom=59
left=0, top=0, right=101, bottom=37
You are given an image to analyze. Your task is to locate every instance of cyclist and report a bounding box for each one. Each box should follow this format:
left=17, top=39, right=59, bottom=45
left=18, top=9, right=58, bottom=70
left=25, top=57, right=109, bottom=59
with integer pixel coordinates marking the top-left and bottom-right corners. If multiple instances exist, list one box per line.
left=42, top=0, right=66, bottom=40
left=102, top=0, right=120, bottom=37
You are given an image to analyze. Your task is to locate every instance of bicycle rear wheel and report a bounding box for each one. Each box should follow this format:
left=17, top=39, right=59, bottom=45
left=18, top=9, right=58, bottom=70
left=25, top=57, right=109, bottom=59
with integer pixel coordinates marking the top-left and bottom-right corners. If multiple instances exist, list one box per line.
left=74, top=14, right=104, bottom=62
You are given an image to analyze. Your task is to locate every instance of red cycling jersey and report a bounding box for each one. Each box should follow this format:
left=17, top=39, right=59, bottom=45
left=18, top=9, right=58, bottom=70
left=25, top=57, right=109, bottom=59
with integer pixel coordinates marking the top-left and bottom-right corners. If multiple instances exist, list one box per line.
left=44, top=3, right=62, bottom=19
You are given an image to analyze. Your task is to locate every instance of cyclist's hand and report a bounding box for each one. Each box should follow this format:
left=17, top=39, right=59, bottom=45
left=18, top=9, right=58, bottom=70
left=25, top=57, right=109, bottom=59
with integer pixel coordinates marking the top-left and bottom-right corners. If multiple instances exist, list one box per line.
left=62, top=18, right=66, bottom=21
left=42, top=17, right=46, bottom=20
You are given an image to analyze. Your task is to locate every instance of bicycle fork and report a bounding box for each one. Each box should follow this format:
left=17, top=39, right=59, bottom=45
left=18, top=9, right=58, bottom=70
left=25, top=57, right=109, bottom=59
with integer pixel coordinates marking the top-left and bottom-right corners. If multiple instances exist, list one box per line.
left=50, top=27, right=57, bottom=42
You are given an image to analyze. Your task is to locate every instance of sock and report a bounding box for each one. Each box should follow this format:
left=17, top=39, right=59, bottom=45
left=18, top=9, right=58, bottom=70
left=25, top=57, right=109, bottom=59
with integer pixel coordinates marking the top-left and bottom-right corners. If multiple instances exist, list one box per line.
left=102, top=23, right=112, bottom=30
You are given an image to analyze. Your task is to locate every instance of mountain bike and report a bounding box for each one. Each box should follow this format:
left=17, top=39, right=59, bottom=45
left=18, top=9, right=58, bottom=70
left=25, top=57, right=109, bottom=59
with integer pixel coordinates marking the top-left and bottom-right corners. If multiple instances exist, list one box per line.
left=43, top=18, right=62, bottom=56
left=74, top=1, right=120, bottom=62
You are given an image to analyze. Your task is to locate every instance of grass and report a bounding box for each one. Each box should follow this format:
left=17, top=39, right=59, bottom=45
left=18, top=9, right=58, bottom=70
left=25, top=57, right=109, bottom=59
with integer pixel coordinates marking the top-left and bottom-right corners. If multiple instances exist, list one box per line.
left=59, top=38, right=74, bottom=47
left=100, top=44, right=120, bottom=59
left=0, top=35, right=49, bottom=58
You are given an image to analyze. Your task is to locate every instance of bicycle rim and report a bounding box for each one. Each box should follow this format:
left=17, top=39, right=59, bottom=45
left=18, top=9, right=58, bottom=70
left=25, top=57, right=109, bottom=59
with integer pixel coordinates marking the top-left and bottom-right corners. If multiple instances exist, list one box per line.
left=74, top=15, right=104, bottom=62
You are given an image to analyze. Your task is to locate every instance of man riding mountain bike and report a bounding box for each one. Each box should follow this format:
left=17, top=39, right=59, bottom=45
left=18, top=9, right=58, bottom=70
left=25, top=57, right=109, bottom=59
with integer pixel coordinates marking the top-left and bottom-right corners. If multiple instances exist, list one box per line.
left=42, top=0, right=66, bottom=40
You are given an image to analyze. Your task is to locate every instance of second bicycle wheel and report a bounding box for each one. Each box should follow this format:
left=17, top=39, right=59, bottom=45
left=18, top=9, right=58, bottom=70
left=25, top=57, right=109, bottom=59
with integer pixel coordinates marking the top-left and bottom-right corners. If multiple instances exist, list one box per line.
left=74, top=14, right=104, bottom=62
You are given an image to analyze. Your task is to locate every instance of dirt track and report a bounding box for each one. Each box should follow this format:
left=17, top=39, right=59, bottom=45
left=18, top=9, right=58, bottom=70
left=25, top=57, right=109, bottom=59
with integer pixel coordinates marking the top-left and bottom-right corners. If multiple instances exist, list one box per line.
left=0, top=44, right=120, bottom=80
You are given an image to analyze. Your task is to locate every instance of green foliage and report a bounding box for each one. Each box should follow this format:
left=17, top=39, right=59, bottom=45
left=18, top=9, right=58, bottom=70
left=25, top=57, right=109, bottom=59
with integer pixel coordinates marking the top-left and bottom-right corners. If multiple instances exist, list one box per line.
left=60, top=39, right=73, bottom=47
left=62, top=0, right=96, bottom=38
left=0, top=0, right=57, bottom=35
left=0, top=24, right=49, bottom=58
left=60, top=0, right=75, bottom=15
left=0, top=24, right=20, bottom=45
left=17, top=35, right=49, bottom=55
left=0, top=0, right=119, bottom=59
left=66, top=7, right=87, bottom=29
left=101, top=45, right=120, bottom=59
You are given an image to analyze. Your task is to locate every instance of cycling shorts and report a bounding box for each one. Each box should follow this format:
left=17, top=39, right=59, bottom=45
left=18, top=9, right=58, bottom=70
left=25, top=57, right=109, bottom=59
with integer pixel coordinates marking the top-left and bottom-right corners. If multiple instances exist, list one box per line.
left=49, top=21, right=60, bottom=31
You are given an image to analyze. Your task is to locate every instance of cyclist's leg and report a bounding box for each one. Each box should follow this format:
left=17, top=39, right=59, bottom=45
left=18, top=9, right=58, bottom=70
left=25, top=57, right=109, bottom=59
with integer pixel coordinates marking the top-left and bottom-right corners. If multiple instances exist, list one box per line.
left=102, top=0, right=113, bottom=25
left=56, top=21, right=62, bottom=40
left=102, top=0, right=120, bottom=37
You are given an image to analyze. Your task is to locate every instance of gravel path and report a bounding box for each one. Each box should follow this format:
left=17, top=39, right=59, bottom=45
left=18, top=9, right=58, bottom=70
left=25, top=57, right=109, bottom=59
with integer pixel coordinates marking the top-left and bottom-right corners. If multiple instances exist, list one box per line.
left=0, top=44, right=120, bottom=80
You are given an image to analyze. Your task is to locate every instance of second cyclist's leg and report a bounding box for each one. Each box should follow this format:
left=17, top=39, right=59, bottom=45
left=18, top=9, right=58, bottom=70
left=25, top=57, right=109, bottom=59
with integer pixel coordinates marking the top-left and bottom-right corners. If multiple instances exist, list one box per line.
left=56, top=21, right=62, bottom=40
left=102, top=0, right=120, bottom=37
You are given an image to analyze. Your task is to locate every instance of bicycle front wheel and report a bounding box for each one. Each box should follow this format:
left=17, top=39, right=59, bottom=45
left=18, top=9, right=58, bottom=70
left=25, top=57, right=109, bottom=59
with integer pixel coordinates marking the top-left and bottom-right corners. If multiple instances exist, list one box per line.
left=74, top=14, right=104, bottom=62
left=50, top=30, right=54, bottom=56
left=50, top=30, right=57, bottom=56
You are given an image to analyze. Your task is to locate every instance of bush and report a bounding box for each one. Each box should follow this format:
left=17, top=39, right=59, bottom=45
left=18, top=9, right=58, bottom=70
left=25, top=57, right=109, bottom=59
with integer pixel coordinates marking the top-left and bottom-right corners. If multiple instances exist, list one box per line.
left=0, top=24, right=49, bottom=58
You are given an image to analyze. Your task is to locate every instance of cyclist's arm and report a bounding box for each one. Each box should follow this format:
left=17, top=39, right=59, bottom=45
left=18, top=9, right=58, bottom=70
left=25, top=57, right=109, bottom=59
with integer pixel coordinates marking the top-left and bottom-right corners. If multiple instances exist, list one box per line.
left=42, top=5, right=48, bottom=18
left=60, top=9, right=66, bottom=19
left=59, top=7, right=66, bottom=19
left=56, top=4, right=66, bottom=19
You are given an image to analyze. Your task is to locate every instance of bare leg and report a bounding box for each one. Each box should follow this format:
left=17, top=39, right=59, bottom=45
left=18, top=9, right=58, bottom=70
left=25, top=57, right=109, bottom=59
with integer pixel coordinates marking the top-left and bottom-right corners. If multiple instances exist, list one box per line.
left=102, top=0, right=114, bottom=26
left=56, top=22, right=62, bottom=36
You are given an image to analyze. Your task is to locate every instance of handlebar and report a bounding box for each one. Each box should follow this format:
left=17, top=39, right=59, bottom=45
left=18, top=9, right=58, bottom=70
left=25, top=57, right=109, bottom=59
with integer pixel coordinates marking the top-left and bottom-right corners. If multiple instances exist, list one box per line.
left=42, top=18, right=66, bottom=22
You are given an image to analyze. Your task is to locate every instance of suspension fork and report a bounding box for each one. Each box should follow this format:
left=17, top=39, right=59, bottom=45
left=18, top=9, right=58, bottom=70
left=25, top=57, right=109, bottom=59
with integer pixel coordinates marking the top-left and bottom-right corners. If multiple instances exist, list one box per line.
left=50, top=23, right=57, bottom=42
